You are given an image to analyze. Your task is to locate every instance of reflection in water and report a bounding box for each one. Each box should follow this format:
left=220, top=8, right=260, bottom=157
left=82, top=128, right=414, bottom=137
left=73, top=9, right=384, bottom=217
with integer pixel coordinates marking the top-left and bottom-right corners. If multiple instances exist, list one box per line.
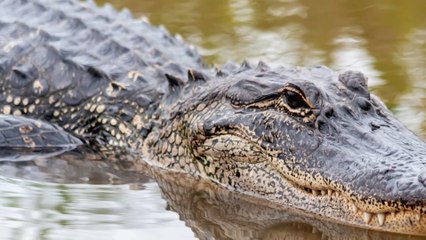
left=99, top=0, right=426, bottom=137
left=0, top=150, right=194, bottom=240
left=0, top=0, right=425, bottom=239
left=152, top=165, right=426, bottom=240
left=0, top=151, right=424, bottom=240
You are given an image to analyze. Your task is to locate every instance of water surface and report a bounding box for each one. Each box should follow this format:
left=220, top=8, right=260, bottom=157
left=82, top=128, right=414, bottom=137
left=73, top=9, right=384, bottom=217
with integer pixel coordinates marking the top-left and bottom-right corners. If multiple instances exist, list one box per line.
left=1, top=1, right=425, bottom=239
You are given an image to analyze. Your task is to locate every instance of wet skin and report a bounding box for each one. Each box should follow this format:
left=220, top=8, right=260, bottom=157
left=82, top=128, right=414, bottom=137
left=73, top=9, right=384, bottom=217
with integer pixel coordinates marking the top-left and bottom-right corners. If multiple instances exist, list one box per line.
left=0, top=0, right=424, bottom=235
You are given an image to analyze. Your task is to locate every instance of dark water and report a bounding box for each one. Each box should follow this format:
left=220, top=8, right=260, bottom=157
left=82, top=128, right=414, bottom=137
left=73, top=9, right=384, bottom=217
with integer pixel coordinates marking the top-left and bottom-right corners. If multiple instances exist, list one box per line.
left=0, top=1, right=425, bottom=240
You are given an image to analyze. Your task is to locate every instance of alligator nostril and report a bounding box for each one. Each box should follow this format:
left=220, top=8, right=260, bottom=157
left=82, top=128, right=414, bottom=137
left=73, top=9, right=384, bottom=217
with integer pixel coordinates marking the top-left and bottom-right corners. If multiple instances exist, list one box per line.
left=323, top=106, right=335, bottom=119
left=355, top=97, right=372, bottom=112
left=418, top=172, right=426, bottom=187
left=370, top=122, right=380, bottom=131
left=316, top=118, right=329, bottom=134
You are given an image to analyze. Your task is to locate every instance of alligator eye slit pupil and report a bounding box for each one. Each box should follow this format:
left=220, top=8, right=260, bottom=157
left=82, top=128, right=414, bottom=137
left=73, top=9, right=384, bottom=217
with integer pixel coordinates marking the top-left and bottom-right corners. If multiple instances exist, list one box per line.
left=284, top=91, right=308, bottom=109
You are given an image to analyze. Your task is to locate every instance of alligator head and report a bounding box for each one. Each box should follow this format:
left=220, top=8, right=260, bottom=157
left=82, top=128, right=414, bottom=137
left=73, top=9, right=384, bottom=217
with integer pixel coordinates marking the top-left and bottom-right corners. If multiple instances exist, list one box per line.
left=144, top=62, right=426, bottom=235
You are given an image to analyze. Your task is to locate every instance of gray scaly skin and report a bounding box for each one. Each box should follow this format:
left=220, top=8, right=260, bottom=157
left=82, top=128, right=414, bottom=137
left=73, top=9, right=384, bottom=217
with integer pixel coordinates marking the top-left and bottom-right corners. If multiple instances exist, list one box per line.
left=151, top=165, right=426, bottom=240
left=0, top=0, right=424, bottom=235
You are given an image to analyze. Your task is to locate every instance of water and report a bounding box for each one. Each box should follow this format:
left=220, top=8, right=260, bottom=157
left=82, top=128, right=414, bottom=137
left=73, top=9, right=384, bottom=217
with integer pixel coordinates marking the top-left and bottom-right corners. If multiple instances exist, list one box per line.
left=0, top=0, right=425, bottom=239
left=0, top=152, right=195, bottom=240
left=0, top=181, right=193, bottom=240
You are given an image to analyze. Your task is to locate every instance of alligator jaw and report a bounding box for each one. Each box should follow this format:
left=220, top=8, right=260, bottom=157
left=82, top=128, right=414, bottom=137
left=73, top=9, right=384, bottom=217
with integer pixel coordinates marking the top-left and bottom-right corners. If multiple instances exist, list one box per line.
left=290, top=181, right=424, bottom=227
left=196, top=126, right=426, bottom=235
left=270, top=137, right=426, bottom=235
left=270, top=166, right=426, bottom=235
left=148, top=65, right=426, bottom=235
left=195, top=132, right=426, bottom=235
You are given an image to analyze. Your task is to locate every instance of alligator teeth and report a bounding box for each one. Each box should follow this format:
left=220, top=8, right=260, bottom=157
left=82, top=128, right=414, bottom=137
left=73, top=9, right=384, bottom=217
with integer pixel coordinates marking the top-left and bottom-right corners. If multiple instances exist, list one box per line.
left=416, top=214, right=421, bottom=221
left=321, top=190, right=326, bottom=196
left=363, top=212, right=372, bottom=224
left=327, top=189, right=333, bottom=196
left=313, top=190, right=319, bottom=196
left=377, top=213, right=385, bottom=226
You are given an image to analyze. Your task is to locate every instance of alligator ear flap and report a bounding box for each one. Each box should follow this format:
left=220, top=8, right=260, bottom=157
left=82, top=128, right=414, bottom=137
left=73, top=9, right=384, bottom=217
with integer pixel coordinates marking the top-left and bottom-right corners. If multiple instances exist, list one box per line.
left=187, top=69, right=208, bottom=82
left=165, top=73, right=184, bottom=94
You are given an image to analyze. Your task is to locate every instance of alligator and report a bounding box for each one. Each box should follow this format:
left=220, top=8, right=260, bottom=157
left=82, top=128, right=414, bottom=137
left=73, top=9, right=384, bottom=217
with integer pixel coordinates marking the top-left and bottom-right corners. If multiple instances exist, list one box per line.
left=0, top=0, right=424, bottom=236
left=151, top=164, right=426, bottom=240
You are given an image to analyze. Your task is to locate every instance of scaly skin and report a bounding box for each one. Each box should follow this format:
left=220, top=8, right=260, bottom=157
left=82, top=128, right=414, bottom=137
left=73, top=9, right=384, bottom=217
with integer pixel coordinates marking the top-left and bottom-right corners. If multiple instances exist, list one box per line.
left=149, top=163, right=426, bottom=240
left=142, top=64, right=426, bottom=235
left=0, top=0, right=424, bottom=235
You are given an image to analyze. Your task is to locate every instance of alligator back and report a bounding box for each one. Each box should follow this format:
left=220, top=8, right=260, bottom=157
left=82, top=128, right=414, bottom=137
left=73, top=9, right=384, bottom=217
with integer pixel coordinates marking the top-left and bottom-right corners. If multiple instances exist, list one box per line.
left=0, top=0, right=204, bottom=147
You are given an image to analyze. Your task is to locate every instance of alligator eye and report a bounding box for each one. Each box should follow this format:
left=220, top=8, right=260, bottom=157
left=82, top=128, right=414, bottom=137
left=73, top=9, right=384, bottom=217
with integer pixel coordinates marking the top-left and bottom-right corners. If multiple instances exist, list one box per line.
left=283, top=90, right=310, bottom=109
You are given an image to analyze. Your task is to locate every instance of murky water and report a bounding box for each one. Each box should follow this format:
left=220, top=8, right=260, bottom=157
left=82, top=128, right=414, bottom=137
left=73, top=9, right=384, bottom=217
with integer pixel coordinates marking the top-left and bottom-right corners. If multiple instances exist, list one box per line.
left=0, top=0, right=425, bottom=239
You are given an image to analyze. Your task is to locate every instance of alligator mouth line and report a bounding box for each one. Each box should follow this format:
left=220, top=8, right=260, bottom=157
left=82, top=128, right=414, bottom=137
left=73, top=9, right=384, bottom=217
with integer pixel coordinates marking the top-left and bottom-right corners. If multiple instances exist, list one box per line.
left=292, top=181, right=424, bottom=226
left=201, top=134, right=424, bottom=228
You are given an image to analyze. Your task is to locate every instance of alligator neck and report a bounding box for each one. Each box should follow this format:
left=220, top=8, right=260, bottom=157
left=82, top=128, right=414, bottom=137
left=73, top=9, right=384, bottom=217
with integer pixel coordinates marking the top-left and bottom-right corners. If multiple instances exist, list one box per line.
left=0, top=0, right=213, bottom=151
